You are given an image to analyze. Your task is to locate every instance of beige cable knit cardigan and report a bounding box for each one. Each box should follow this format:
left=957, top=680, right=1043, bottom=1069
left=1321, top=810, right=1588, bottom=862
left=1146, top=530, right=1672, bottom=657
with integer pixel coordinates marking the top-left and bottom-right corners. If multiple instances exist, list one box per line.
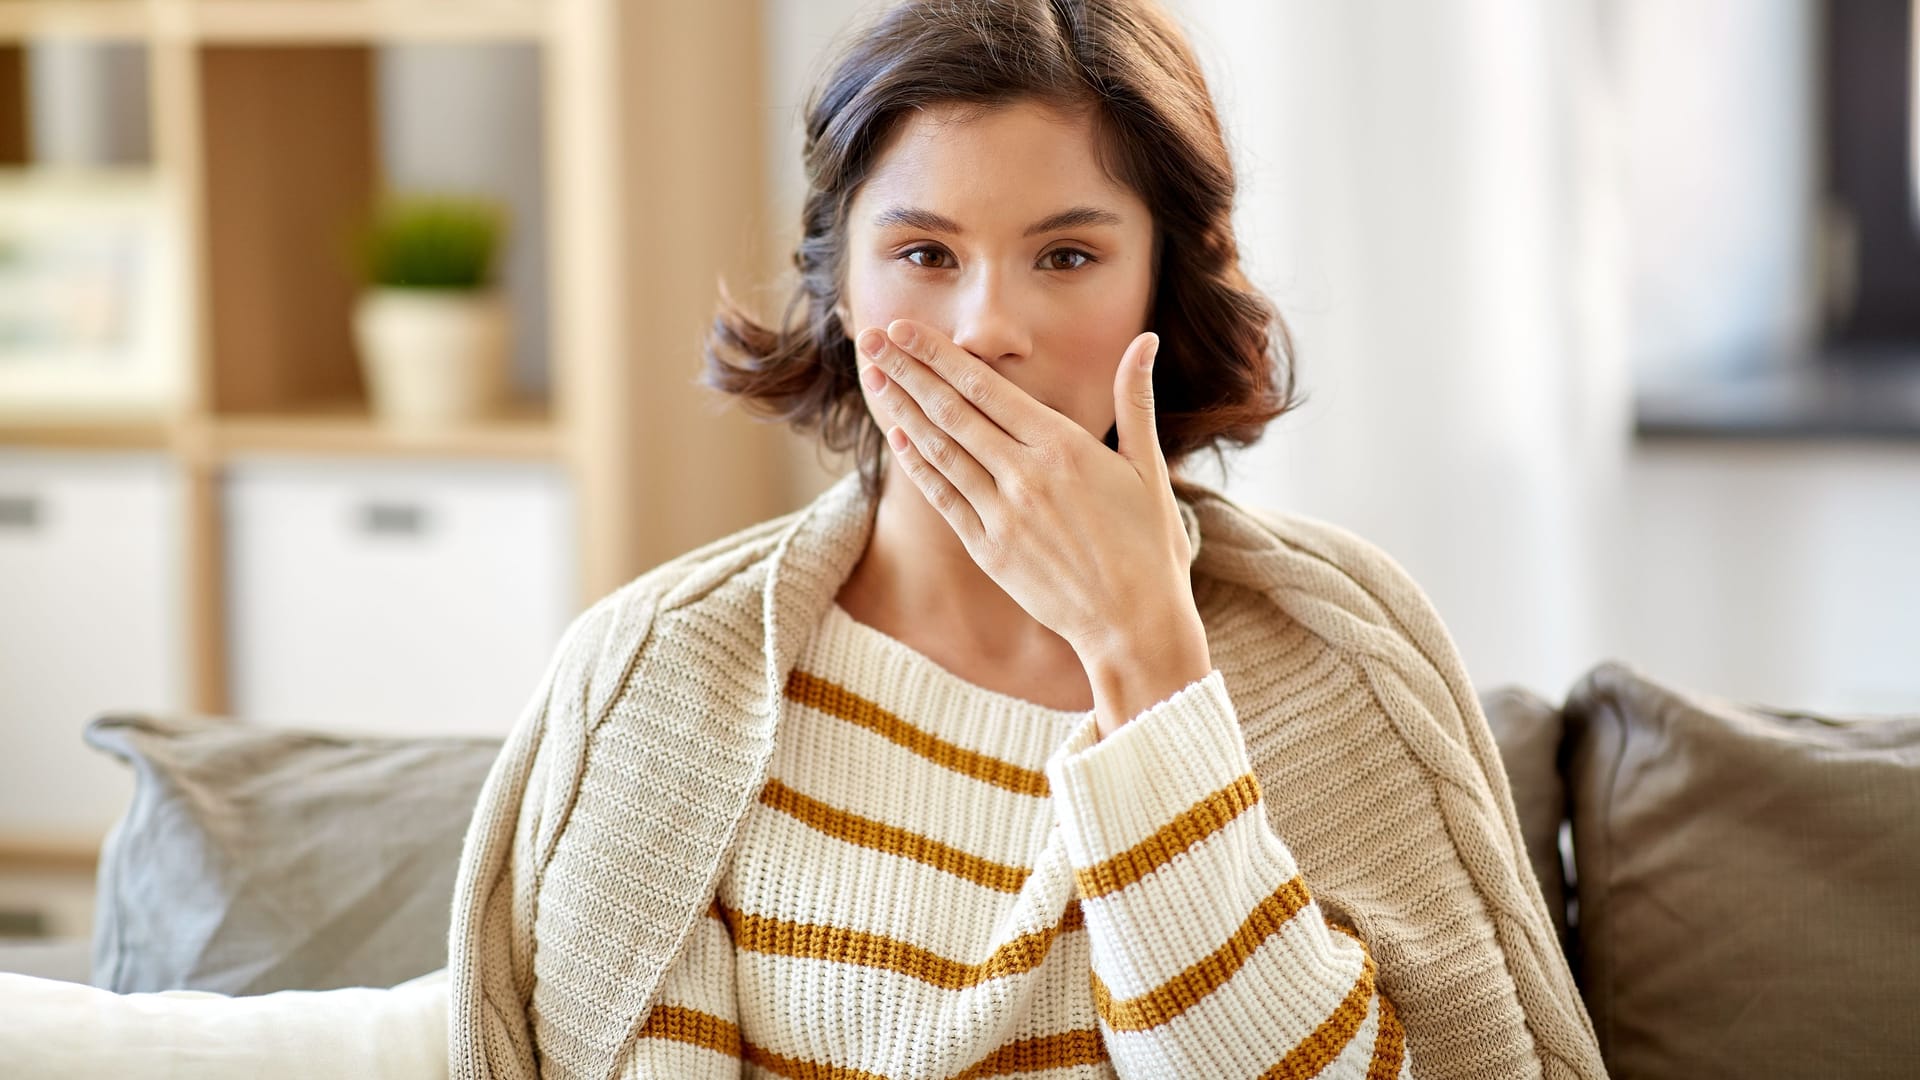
left=446, top=468, right=1607, bottom=1080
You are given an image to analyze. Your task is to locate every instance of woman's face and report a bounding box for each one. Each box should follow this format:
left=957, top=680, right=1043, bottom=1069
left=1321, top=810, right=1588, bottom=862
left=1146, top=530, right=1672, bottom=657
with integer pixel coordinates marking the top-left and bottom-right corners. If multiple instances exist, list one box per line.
left=841, top=99, right=1156, bottom=448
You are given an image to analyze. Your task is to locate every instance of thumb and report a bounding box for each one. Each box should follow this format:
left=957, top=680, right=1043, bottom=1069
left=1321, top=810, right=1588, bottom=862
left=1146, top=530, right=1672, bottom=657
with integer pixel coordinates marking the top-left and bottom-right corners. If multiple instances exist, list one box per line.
left=1112, top=332, right=1163, bottom=474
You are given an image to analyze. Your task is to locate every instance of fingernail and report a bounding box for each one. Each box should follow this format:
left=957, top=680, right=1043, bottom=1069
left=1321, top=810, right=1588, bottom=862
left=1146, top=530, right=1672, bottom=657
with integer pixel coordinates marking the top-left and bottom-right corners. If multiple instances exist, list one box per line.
left=862, top=365, right=886, bottom=391
left=858, top=329, right=887, bottom=359
left=886, top=321, right=915, bottom=350
left=1141, top=333, right=1160, bottom=372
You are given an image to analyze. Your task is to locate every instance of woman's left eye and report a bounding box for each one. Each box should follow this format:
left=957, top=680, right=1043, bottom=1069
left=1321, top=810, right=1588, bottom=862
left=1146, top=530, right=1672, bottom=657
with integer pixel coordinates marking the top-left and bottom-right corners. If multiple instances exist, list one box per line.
left=1043, top=248, right=1094, bottom=271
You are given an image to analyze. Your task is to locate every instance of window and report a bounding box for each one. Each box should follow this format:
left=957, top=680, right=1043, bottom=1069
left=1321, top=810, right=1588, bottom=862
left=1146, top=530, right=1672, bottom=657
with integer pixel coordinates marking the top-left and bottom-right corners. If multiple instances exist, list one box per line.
left=1820, top=0, right=1920, bottom=353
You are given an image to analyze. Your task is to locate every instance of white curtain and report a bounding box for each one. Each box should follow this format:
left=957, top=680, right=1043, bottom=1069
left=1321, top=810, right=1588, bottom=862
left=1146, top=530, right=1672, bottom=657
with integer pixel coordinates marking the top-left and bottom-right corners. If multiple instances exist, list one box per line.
left=1176, top=0, right=1634, bottom=696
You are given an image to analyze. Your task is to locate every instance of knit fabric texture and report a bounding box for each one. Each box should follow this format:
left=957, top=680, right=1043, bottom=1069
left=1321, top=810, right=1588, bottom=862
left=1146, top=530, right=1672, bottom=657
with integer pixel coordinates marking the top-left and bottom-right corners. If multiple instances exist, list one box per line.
left=626, top=599, right=1412, bottom=1076
left=445, top=468, right=1607, bottom=1080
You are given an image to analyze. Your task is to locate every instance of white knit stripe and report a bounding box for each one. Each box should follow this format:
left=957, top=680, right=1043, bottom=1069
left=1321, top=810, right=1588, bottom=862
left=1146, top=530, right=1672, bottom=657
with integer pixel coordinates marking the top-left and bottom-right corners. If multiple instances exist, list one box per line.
left=719, top=870, right=1087, bottom=1008
left=1045, top=668, right=1251, bottom=871
left=1053, top=711, right=1101, bottom=761
left=633, top=908, right=1121, bottom=1078
left=729, top=915, right=1101, bottom=1072
left=642, top=914, right=736, bottom=1022
left=1093, top=893, right=1360, bottom=1042
left=770, top=698, right=1061, bottom=869
left=734, top=1060, right=1113, bottom=1080
left=1335, top=990, right=1386, bottom=1076
left=818, top=601, right=1091, bottom=727
left=1344, top=984, right=1416, bottom=1079
left=1073, top=807, right=1315, bottom=999
left=724, top=795, right=1080, bottom=961
left=617, top=1035, right=737, bottom=1080
left=1313, top=985, right=1397, bottom=1080
left=1095, top=929, right=1382, bottom=1079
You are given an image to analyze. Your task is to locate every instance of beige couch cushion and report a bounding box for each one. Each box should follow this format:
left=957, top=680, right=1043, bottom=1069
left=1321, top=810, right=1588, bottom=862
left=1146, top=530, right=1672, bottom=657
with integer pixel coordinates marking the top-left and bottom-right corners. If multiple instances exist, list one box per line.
left=1563, top=662, right=1920, bottom=1079
left=83, top=713, right=503, bottom=995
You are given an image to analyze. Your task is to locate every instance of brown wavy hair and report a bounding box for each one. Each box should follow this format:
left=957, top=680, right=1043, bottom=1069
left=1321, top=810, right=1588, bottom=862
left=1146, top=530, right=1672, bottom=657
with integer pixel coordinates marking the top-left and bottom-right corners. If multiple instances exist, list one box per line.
left=702, top=0, right=1302, bottom=501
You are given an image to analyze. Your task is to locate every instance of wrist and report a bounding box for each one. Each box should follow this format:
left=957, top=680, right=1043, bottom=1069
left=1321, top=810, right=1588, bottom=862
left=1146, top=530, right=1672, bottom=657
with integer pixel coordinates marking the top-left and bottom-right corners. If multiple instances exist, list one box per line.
left=1077, top=611, right=1212, bottom=740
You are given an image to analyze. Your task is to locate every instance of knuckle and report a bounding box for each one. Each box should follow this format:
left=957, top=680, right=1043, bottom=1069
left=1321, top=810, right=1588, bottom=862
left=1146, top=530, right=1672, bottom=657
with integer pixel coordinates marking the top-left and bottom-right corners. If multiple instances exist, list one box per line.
left=1001, top=475, right=1037, bottom=512
left=956, top=369, right=990, bottom=403
left=921, top=430, right=951, bottom=465
left=926, top=394, right=962, bottom=430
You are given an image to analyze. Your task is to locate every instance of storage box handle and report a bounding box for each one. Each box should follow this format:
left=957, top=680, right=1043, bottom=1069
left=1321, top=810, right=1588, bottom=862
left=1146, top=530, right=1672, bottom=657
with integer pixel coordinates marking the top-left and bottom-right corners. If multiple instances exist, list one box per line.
left=0, top=494, right=41, bottom=531
left=357, top=500, right=428, bottom=537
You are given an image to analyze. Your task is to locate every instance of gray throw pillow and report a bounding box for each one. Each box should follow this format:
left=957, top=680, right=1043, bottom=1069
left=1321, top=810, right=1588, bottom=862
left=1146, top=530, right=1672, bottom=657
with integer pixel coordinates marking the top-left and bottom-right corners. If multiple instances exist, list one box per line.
left=1562, top=662, right=1920, bottom=1080
left=1478, top=685, right=1572, bottom=957
left=83, top=713, right=504, bottom=995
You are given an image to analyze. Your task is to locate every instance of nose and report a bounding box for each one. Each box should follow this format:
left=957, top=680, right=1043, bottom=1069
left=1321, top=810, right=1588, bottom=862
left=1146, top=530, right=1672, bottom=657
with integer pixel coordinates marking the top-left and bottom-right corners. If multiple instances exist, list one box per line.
left=946, top=269, right=1031, bottom=366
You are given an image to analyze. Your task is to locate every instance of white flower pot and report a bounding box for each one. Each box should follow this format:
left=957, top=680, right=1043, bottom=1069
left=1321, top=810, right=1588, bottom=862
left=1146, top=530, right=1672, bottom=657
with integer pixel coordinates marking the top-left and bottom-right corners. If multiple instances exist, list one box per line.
left=352, top=289, right=511, bottom=426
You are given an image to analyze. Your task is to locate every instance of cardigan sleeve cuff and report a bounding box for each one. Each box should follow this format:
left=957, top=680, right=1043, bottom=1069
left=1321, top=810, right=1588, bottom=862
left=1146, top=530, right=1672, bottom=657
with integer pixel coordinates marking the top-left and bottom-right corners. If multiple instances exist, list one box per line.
left=1043, top=668, right=1257, bottom=871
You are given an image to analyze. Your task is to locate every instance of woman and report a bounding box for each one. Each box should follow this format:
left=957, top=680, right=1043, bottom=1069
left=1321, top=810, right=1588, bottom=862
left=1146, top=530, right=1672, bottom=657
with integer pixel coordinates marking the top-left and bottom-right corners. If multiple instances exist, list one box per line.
left=447, top=1, right=1606, bottom=1077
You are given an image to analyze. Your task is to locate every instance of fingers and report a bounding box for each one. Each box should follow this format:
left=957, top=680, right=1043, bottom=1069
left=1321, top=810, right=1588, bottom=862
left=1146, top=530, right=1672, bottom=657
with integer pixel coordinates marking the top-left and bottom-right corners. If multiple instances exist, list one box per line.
left=885, top=423, right=986, bottom=545
left=883, top=319, right=1058, bottom=446
left=1112, top=332, right=1165, bottom=478
left=860, top=336, right=999, bottom=508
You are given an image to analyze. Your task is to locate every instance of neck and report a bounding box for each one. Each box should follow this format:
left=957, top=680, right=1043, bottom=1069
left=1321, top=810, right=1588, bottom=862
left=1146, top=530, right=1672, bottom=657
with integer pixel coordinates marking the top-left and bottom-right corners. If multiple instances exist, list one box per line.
left=843, top=462, right=1071, bottom=662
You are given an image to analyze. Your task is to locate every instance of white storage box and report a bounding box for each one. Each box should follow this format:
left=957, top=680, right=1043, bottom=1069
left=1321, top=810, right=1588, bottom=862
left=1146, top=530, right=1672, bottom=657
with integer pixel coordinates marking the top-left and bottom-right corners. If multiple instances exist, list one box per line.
left=222, top=457, right=576, bottom=737
left=0, top=450, right=178, bottom=840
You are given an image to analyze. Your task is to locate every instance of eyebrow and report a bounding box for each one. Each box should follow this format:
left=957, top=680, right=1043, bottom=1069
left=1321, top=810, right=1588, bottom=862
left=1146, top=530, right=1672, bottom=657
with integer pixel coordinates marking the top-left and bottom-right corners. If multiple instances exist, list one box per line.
left=871, top=204, right=1124, bottom=237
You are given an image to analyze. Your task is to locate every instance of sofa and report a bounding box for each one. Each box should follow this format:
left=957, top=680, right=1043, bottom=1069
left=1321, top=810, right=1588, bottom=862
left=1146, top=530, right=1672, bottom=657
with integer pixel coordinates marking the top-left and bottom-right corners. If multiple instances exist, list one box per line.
left=2, top=660, right=1916, bottom=1079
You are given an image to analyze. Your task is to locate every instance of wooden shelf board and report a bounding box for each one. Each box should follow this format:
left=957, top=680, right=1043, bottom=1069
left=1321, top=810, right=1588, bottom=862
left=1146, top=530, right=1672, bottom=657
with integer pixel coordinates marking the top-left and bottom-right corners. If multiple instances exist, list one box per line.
left=0, top=831, right=101, bottom=874
left=207, top=397, right=560, bottom=460
left=185, top=1, right=550, bottom=44
left=0, top=2, right=150, bottom=42
left=0, top=416, right=177, bottom=451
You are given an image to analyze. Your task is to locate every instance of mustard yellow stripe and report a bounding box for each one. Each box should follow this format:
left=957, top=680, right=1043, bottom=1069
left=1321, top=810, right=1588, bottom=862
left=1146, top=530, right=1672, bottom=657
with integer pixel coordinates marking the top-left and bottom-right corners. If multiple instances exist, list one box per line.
left=950, top=1028, right=1110, bottom=1078
left=1366, top=988, right=1407, bottom=1079
left=760, top=777, right=1030, bottom=893
left=637, top=1005, right=1108, bottom=1080
left=716, top=899, right=1083, bottom=991
left=634, top=1004, right=742, bottom=1058
left=1260, top=942, right=1378, bottom=1079
left=1072, top=772, right=1263, bottom=899
left=785, top=669, right=1050, bottom=796
left=1089, top=875, right=1312, bottom=1031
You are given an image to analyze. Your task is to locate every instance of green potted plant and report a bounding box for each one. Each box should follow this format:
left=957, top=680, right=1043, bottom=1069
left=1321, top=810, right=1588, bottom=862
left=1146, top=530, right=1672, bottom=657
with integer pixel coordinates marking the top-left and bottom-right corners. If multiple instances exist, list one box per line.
left=349, top=194, right=511, bottom=425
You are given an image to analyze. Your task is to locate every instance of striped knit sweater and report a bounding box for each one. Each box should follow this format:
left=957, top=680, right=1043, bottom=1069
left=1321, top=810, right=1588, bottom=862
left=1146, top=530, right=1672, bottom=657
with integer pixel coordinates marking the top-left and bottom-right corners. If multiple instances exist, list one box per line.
left=626, top=599, right=1410, bottom=1077
left=446, top=468, right=1608, bottom=1080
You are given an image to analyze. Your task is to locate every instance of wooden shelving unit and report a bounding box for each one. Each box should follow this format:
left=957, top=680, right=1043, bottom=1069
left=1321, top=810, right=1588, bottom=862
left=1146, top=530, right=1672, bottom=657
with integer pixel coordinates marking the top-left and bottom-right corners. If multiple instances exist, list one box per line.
left=0, top=0, right=793, bottom=866
left=0, top=3, right=153, bottom=42
left=203, top=397, right=559, bottom=460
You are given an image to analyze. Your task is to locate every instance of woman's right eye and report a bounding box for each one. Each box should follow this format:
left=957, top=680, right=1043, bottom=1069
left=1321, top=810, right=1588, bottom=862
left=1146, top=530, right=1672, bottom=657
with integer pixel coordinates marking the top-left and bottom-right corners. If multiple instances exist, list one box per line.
left=902, top=246, right=952, bottom=269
